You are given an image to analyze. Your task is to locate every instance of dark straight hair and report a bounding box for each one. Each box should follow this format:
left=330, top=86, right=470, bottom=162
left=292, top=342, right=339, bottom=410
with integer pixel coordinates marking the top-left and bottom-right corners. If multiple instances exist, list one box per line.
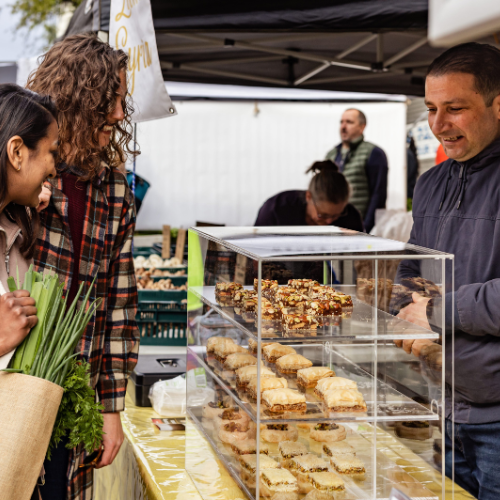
left=306, top=160, right=350, bottom=204
left=0, top=84, right=57, bottom=258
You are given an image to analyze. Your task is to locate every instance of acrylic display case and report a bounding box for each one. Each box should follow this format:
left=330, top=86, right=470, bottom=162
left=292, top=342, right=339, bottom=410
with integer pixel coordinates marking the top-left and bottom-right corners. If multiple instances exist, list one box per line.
left=186, top=226, right=454, bottom=500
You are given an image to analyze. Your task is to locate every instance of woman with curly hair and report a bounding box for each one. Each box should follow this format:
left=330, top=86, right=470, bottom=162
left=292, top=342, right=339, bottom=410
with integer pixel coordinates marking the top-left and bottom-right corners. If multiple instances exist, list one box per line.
left=27, top=33, right=139, bottom=500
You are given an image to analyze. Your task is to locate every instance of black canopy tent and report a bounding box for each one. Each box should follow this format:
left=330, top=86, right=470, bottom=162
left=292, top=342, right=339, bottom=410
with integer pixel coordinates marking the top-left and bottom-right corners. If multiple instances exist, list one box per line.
left=65, top=0, right=496, bottom=96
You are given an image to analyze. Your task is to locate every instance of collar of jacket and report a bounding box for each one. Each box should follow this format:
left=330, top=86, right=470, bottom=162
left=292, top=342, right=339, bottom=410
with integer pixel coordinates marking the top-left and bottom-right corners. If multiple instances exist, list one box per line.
left=56, top=161, right=109, bottom=188
left=335, top=134, right=365, bottom=155
left=453, top=136, right=500, bottom=172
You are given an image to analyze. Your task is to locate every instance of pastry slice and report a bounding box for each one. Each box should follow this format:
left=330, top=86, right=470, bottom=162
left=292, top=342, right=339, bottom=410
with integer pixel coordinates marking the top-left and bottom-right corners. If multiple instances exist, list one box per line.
left=230, top=439, right=269, bottom=456
left=247, top=377, right=288, bottom=401
left=297, top=367, right=335, bottom=389
left=214, top=407, right=251, bottom=432
left=263, top=343, right=296, bottom=363
left=279, top=441, right=309, bottom=468
left=236, top=365, right=276, bottom=387
left=329, top=455, right=365, bottom=476
left=223, top=353, right=258, bottom=371
left=207, top=336, right=234, bottom=353
left=213, top=342, right=247, bottom=364
left=215, top=282, right=243, bottom=296
left=261, top=424, right=299, bottom=443
left=261, top=305, right=281, bottom=321
left=262, top=388, right=307, bottom=413
left=310, top=423, right=346, bottom=443
left=254, top=278, right=279, bottom=295
left=314, top=377, right=357, bottom=400
left=323, top=441, right=355, bottom=457
left=201, top=400, right=232, bottom=420
left=248, top=337, right=278, bottom=354
left=287, top=279, right=319, bottom=294
left=289, top=454, right=329, bottom=494
left=323, top=388, right=367, bottom=412
left=276, top=354, right=313, bottom=375
left=306, top=472, right=345, bottom=493
left=305, top=299, right=342, bottom=317
left=219, top=421, right=256, bottom=444
left=238, top=454, right=280, bottom=474
left=260, top=469, right=298, bottom=496
left=283, top=313, right=321, bottom=331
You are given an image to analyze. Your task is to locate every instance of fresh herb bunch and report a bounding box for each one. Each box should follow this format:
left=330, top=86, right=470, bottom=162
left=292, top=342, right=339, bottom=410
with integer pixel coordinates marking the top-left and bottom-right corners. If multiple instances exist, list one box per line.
left=48, top=359, right=104, bottom=459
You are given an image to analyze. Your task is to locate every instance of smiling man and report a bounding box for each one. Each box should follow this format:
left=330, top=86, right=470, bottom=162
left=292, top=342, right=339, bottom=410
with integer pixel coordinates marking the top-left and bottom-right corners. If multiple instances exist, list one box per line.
left=396, top=43, right=500, bottom=500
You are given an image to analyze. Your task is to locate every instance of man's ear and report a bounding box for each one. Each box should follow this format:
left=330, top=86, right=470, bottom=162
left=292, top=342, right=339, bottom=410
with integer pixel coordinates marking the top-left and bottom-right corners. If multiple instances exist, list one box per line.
left=493, top=93, right=500, bottom=121
left=305, top=190, right=312, bottom=202
left=6, top=136, right=25, bottom=170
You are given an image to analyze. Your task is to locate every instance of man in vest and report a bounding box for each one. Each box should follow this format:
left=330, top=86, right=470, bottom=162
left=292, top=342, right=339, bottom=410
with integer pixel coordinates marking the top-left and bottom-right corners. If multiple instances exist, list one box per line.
left=325, top=108, right=388, bottom=232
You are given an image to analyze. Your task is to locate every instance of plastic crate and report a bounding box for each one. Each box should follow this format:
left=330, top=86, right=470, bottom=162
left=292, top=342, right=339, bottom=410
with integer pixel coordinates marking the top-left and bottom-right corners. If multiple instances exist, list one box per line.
left=150, top=275, right=187, bottom=286
left=136, top=301, right=187, bottom=346
left=138, top=289, right=187, bottom=302
left=133, top=246, right=161, bottom=258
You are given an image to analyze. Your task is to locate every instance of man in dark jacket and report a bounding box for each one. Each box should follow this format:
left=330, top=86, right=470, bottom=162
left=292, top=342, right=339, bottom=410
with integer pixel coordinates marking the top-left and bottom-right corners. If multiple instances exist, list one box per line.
left=325, top=108, right=388, bottom=232
left=397, top=43, right=500, bottom=500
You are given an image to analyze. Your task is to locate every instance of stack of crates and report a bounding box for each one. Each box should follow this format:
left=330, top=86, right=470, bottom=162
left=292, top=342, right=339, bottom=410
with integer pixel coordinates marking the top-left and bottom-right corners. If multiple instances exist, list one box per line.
left=134, top=246, right=187, bottom=346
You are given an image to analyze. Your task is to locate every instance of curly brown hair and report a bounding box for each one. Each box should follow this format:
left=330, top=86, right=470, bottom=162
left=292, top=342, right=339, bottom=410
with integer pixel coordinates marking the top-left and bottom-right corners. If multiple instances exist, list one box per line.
left=27, top=33, right=137, bottom=180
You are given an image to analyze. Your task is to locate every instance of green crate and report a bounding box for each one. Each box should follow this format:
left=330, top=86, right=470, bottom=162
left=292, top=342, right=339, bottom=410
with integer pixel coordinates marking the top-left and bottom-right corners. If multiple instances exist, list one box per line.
left=136, top=301, right=187, bottom=346
left=138, top=289, right=187, bottom=302
left=150, top=275, right=187, bottom=286
left=133, top=246, right=161, bottom=258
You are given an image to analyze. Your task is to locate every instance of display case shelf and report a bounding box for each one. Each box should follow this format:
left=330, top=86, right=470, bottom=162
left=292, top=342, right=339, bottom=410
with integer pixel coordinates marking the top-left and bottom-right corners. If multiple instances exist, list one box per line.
left=190, top=286, right=440, bottom=343
left=187, top=408, right=439, bottom=500
left=188, top=345, right=440, bottom=424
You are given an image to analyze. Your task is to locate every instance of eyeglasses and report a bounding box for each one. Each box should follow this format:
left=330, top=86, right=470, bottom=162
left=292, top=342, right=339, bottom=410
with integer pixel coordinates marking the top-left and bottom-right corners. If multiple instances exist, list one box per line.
left=79, top=447, right=103, bottom=468
left=311, top=198, right=348, bottom=221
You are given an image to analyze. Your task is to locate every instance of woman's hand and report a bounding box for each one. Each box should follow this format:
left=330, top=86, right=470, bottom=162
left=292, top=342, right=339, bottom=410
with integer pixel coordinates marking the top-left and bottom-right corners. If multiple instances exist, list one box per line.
left=94, top=412, right=124, bottom=469
left=0, top=290, right=38, bottom=356
left=37, top=184, right=52, bottom=212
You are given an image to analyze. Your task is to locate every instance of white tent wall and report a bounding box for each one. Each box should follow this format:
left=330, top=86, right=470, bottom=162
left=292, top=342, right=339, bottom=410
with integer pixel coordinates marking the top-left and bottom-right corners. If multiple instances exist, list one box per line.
left=134, top=101, right=407, bottom=229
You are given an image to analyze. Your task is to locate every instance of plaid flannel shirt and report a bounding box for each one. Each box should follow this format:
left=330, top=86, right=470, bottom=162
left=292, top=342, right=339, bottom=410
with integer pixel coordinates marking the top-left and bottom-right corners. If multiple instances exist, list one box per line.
left=34, top=163, right=139, bottom=499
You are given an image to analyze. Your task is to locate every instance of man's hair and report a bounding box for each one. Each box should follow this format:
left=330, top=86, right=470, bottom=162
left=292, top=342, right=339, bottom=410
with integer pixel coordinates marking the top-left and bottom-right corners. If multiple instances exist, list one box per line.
left=427, top=42, right=500, bottom=107
left=27, top=33, right=137, bottom=180
left=345, top=108, right=366, bottom=126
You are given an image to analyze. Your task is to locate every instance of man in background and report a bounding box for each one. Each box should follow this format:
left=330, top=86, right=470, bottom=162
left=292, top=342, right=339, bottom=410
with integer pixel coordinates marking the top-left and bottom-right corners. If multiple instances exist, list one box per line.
left=325, top=108, right=388, bottom=232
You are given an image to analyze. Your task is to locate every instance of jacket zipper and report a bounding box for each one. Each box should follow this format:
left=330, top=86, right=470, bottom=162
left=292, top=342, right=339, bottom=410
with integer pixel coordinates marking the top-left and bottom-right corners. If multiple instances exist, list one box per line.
left=1, top=227, right=22, bottom=276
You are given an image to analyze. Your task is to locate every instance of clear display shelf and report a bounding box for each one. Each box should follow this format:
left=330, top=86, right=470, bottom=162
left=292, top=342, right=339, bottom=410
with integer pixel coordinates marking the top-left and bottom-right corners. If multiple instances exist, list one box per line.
left=188, top=344, right=440, bottom=424
left=186, top=411, right=438, bottom=500
left=190, top=286, right=440, bottom=342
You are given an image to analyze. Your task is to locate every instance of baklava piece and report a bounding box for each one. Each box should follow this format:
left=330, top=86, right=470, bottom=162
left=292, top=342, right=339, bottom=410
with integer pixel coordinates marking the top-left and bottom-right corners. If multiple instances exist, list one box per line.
left=283, top=313, right=321, bottom=332
left=323, top=441, right=355, bottom=457
left=248, top=337, right=278, bottom=354
left=276, top=354, right=313, bottom=375
left=235, top=365, right=276, bottom=387
left=260, top=469, right=299, bottom=496
left=219, top=421, right=256, bottom=443
left=323, top=389, right=367, bottom=413
left=213, top=342, right=247, bottom=364
left=279, top=441, right=309, bottom=468
left=238, top=454, right=280, bottom=474
left=223, top=353, right=258, bottom=371
left=206, top=336, right=233, bottom=353
left=261, top=424, right=299, bottom=443
left=230, top=439, right=269, bottom=456
left=310, top=423, right=346, bottom=443
left=262, top=388, right=307, bottom=413
left=329, top=455, right=365, bottom=477
left=214, top=407, right=251, bottom=433
left=289, top=454, right=330, bottom=494
left=263, top=343, right=296, bottom=363
left=297, top=367, right=335, bottom=389
left=306, top=472, right=345, bottom=493
left=314, top=377, right=357, bottom=400
left=247, top=377, right=288, bottom=401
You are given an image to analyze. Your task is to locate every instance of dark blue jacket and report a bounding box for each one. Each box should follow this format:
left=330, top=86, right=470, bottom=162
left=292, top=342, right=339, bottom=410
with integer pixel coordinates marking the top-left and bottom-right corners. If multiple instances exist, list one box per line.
left=399, top=137, right=500, bottom=423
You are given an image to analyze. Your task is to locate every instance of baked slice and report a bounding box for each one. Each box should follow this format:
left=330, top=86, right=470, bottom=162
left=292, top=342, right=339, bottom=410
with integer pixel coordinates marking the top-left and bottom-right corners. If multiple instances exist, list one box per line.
left=233, top=288, right=257, bottom=304
left=223, top=353, right=258, bottom=370
left=219, top=422, right=256, bottom=443
left=230, top=439, right=269, bottom=455
left=283, top=313, right=321, bottom=332
left=262, top=388, right=307, bottom=413
left=261, top=305, right=281, bottom=321
left=310, top=423, right=346, bottom=443
left=305, top=299, right=342, bottom=317
left=263, top=343, right=297, bottom=363
left=207, top=336, right=234, bottom=353
left=213, top=342, right=247, bottom=364
left=289, top=454, right=329, bottom=475
left=214, top=408, right=251, bottom=432
left=288, top=279, right=319, bottom=294
left=261, top=424, right=299, bottom=443
left=297, top=367, right=335, bottom=389
left=236, top=365, right=276, bottom=387
left=247, top=377, right=288, bottom=400
left=201, top=400, right=232, bottom=420
left=306, top=472, right=345, bottom=493
left=260, top=469, right=298, bottom=495
left=314, top=377, right=357, bottom=400
left=323, top=441, right=355, bottom=457
left=329, top=455, right=365, bottom=475
left=238, top=454, right=280, bottom=474
left=279, top=441, right=309, bottom=468
left=276, top=354, right=313, bottom=375
left=248, top=337, right=278, bottom=354
left=274, top=286, right=299, bottom=303
left=215, top=282, right=243, bottom=296
left=254, top=278, right=279, bottom=294
left=323, top=388, right=367, bottom=412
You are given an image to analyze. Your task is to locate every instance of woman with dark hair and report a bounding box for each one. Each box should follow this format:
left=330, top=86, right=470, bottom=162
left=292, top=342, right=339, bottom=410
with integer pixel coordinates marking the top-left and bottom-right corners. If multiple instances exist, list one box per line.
left=0, top=84, right=57, bottom=361
left=255, top=160, right=364, bottom=231
left=27, top=33, right=139, bottom=500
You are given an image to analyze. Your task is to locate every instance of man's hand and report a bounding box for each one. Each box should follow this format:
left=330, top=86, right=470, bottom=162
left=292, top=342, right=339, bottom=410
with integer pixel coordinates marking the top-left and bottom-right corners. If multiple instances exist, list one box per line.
left=37, top=184, right=52, bottom=212
left=0, top=290, right=38, bottom=356
left=95, top=412, right=124, bottom=469
left=394, top=292, right=432, bottom=356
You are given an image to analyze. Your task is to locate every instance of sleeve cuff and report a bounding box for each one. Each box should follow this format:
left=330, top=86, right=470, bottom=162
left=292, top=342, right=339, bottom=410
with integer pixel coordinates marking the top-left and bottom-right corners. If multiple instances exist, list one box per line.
left=427, top=292, right=461, bottom=334
left=97, top=378, right=128, bottom=412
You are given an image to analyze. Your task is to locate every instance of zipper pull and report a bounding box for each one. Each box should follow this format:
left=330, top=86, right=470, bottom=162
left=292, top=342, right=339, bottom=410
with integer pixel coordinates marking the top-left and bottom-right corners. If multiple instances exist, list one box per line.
left=459, top=164, right=464, bottom=179
left=5, top=252, right=10, bottom=276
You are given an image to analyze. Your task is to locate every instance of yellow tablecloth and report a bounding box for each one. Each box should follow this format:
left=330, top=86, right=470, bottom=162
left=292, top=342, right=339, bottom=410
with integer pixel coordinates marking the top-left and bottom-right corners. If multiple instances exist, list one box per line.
left=94, top=393, right=475, bottom=500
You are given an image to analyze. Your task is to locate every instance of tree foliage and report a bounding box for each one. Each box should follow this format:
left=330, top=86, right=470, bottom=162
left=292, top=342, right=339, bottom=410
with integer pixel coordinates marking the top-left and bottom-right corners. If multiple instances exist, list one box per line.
left=11, top=0, right=82, bottom=44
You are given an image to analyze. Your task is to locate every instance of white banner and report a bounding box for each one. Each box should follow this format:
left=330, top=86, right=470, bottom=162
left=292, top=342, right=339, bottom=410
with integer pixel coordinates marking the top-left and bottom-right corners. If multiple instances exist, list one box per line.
left=109, top=0, right=177, bottom=122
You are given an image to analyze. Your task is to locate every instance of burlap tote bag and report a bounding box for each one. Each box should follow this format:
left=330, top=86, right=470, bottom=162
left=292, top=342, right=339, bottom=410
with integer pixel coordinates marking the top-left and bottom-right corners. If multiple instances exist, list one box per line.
left=0, top=372, right=63, bottom=500
left=0, top=279, right=64, bottom=500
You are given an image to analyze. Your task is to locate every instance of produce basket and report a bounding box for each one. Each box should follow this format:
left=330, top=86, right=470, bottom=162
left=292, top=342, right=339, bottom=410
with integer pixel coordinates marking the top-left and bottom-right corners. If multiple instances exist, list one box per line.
left=136, top=300, right=187, bottom=346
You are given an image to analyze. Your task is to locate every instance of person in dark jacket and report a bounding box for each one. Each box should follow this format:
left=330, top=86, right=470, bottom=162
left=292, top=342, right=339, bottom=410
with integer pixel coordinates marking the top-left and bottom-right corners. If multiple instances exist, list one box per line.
left=255, top=160, right=364, bottom=231
left=325, top=109, right=388, bottom=232
left=396, top=43, right=500, bottom=500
